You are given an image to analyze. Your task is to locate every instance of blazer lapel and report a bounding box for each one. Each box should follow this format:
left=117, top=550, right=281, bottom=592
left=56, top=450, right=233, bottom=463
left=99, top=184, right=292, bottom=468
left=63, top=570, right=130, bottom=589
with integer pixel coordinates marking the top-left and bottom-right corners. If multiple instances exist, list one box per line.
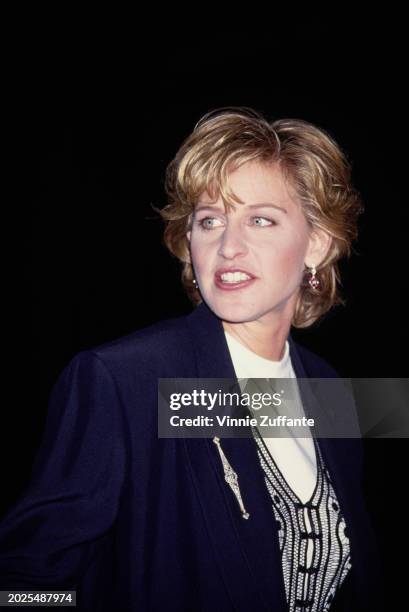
left=184, top=303, right=288, bottom=612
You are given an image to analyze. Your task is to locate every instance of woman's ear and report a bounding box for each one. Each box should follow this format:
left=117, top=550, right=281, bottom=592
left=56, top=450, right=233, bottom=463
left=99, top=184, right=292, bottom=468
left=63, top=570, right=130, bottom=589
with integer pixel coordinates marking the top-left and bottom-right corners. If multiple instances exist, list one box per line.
left=306, top=228, right=332, bottom=268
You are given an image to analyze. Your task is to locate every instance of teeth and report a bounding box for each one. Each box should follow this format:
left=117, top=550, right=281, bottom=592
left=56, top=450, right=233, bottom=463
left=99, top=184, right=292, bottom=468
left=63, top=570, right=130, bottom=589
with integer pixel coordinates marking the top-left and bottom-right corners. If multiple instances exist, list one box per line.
left=220, top=272, right=251, bottom=283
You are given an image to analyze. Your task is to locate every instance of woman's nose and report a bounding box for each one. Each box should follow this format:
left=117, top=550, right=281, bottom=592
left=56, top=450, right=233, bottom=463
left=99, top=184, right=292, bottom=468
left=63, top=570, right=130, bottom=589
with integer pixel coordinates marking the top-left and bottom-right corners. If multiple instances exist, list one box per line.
left=217, top=224, right=248, bottom=259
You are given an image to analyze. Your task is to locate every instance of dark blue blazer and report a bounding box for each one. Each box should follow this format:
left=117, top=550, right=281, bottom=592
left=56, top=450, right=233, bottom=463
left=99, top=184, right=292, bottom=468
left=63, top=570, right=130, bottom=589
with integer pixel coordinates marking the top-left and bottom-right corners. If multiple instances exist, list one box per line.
left=0, top=302, right=383, bottom=611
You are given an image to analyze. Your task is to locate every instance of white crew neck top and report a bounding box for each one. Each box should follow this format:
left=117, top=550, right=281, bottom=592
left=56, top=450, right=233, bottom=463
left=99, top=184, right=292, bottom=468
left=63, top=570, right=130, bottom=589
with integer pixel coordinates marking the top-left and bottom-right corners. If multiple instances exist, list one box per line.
left=224, top=331, right=293, bottom=378
left=224, top=330, right=317, bottom=502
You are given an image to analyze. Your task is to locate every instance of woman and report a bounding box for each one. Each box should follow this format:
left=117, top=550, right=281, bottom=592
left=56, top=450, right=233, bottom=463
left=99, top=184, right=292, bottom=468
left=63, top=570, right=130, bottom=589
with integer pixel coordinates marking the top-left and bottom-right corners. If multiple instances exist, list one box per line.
left=0, top=107, right=383, bottom=611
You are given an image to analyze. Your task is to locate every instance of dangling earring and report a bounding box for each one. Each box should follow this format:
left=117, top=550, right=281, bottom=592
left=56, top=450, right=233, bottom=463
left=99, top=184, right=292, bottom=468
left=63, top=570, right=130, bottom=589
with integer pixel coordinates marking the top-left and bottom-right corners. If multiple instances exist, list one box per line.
left=192, top=278, right=198, bottom=288
left=307, top=265, right=320, bottom=289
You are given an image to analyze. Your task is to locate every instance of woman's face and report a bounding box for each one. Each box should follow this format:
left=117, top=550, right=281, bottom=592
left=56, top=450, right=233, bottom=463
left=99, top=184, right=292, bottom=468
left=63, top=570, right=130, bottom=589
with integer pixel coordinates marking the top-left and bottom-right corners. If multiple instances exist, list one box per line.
left=187, top=160, right=327, bottom=326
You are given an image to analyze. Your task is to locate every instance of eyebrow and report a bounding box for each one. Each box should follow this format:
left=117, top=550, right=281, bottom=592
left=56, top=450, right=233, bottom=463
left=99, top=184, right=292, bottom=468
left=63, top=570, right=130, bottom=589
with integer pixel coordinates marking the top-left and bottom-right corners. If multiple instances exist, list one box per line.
left=195, top=203, right=288, bottom=214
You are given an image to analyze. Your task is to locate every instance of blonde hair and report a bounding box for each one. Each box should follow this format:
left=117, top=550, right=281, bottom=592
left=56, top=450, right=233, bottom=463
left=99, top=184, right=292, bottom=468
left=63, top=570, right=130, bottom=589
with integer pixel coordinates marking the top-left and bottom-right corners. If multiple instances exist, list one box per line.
left=159, top=107, right=363, bottom=328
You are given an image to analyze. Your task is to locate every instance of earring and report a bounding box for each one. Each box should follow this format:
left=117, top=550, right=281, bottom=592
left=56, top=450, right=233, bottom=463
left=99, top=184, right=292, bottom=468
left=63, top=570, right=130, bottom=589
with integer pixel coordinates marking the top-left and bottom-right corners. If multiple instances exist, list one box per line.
left=192, top=278, right=198, bottom=287
left=307, top=265, right=320, bottom=289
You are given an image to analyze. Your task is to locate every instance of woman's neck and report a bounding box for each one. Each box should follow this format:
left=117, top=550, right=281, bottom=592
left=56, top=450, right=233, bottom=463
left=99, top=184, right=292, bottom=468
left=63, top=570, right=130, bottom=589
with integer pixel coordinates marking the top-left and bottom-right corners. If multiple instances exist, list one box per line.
left=222, top=317, right=291, bottom=362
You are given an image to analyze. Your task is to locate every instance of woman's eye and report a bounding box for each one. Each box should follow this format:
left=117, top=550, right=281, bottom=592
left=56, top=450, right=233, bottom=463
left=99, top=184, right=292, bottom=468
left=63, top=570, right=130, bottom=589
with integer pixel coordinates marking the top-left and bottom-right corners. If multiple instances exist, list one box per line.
left=252, top=216, right=276, bottom=227
left=196, top=215, right=276, bottom=230
left=197, top=217, right=223, bottom=230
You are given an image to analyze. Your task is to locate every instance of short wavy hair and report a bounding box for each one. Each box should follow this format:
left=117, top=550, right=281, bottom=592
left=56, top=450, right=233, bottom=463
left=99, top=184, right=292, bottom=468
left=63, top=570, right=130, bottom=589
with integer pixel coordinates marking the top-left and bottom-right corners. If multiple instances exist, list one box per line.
left=159, top=107, right=363, bottom=328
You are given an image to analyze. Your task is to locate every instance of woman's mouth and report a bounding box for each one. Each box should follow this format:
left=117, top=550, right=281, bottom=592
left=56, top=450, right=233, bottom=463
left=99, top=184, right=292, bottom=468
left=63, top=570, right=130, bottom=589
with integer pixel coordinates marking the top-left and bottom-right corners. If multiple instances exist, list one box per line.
left=214, top=269, right=257, bottom=291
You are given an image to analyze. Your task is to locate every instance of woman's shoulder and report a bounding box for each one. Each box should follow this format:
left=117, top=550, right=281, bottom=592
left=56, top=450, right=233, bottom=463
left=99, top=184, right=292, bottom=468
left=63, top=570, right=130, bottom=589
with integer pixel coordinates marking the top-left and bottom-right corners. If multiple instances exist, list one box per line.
left=75, top=311, right=195, bottom=375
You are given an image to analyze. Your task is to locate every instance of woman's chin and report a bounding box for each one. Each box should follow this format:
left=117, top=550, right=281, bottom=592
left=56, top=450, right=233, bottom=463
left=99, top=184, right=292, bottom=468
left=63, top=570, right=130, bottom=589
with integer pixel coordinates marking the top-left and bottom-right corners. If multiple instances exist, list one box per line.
left=206, top=300, right=261, bottom=324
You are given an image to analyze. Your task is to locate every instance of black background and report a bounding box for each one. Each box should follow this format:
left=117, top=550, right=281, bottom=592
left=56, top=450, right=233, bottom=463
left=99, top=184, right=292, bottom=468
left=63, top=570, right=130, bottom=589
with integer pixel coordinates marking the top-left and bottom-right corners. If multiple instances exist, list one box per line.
left=3, top=13, right=407, bottom=608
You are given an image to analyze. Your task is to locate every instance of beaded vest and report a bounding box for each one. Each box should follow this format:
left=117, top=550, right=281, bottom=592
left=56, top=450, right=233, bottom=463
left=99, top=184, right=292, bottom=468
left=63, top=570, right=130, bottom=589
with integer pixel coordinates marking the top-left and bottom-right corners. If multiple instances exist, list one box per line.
left=253, top=430, right=352, bottom=611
